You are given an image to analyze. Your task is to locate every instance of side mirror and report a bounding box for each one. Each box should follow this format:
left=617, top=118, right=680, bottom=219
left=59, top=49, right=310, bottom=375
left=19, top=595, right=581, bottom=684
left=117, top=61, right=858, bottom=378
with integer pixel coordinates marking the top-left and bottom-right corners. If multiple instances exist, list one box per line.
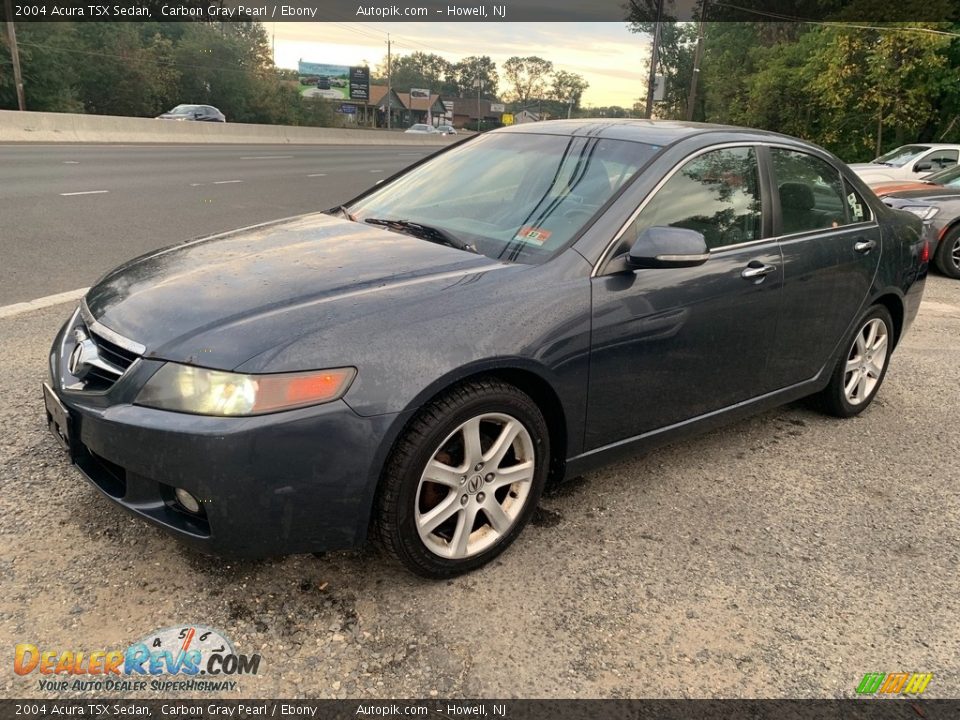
left=914, top=161, right=933, bottom=172
left=627, top=226, right=710, bottom=269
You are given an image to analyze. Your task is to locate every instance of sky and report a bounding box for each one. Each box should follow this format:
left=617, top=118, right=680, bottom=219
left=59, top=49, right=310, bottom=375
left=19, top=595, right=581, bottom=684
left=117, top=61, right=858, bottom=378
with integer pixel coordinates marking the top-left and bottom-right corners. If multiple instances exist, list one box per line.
left=270, top=22, right=651, bottom=108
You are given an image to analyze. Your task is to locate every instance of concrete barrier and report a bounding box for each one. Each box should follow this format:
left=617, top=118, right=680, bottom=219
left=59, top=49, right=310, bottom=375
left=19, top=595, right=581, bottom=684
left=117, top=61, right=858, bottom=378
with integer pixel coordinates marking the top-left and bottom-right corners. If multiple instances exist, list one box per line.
left=0, top=109, right=460, bottom=145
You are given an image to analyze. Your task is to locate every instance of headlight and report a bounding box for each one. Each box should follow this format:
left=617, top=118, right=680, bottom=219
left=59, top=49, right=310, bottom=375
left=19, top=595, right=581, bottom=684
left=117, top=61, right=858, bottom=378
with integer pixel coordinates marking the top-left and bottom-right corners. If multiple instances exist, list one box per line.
left=900, top=205, right=940, bottom=221
left=135, top=364, right=356, bottom=416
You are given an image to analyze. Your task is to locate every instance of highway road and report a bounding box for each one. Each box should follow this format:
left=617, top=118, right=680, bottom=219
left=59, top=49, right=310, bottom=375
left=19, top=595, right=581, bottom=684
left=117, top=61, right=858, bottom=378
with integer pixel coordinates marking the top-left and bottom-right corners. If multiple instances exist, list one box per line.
left=0, top=143, right=438, bottom=305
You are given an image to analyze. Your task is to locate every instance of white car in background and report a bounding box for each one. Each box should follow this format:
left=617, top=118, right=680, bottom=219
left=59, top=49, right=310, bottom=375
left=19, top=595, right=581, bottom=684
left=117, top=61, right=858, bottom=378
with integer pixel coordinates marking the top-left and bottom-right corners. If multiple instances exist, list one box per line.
left=849, top=143, right=960, bottom=184
left=404, top=123, right=438, bottom=134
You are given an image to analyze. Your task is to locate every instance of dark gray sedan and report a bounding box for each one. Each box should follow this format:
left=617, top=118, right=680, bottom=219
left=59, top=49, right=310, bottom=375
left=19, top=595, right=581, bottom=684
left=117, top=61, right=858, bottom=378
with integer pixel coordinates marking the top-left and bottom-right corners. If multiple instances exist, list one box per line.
left=44, top=120, right=929, bottom=577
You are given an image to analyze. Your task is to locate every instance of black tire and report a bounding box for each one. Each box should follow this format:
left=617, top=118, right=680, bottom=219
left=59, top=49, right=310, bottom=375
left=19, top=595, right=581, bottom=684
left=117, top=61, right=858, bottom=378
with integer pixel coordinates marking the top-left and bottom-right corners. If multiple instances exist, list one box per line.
left=934, top=226, right=960, bottom=279
left=374, top=378, right=549, bottom=578
left=818, top=305, right=894, bottom=418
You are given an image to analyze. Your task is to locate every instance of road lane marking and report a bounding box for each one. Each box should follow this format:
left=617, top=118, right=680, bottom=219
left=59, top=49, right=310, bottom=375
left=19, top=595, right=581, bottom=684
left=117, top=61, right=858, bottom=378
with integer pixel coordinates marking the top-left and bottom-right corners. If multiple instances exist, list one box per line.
left=307, top=173, right=327, bottom=177
left=369, top=169, right=383, bottom=173
left=240, top=155, right=293, bottom=160
left=212, top=180, right=243, bottom=184
left=0, top=287, right=89, bottom=320
left=62, top=161, right=80, bottom=164
left=59, top=190, right=108, bottom=196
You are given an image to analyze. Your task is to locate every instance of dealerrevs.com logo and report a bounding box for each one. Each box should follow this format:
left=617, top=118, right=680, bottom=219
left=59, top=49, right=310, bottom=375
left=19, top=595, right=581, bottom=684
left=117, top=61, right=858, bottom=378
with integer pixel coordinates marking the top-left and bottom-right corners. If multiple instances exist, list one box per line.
left=856, top=672, right=933, bottom=696
left=14, top=626, right=261, bottom=692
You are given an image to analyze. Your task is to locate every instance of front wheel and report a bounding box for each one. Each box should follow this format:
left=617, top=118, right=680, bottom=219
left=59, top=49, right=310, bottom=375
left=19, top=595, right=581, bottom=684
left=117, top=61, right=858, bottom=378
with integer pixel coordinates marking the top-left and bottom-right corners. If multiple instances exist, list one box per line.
left=818, top=305, right=894, bottom=418
left=374, top=379, right=549, bottom=578
left=935, top=226, right=960, bottom=279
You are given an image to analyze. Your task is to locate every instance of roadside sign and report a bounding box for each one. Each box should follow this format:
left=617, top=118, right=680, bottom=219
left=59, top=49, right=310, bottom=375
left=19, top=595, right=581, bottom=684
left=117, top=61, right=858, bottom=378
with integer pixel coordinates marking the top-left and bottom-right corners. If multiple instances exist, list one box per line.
left=501, top=113, right=514, bottom=125
left=490, top=103, right=505, bottom=113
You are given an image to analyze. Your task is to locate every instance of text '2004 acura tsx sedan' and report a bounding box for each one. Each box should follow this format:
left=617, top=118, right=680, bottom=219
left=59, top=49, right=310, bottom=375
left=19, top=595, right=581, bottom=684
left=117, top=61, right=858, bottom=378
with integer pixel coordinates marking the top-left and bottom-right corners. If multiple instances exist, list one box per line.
left=44, top=120, right=930, bottom=577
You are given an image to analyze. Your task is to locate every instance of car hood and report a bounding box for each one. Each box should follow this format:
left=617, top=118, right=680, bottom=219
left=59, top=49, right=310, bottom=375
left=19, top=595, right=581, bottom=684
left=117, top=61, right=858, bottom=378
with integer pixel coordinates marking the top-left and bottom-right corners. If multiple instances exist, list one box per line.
left=881, top=187, right=960, bottom=202
left=85, top=213, right=508, bottom=369
left=848, top=162, right=898, bottom=180
left=869, top=181, right=934, bottom=197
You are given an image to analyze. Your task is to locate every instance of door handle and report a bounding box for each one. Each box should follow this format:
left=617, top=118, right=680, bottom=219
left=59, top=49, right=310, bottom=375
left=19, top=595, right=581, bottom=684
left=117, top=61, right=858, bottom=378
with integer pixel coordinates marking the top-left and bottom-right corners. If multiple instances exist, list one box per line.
left=741, top=262, right=777, bottom=280
left=854, top=239, right=876, bottom=254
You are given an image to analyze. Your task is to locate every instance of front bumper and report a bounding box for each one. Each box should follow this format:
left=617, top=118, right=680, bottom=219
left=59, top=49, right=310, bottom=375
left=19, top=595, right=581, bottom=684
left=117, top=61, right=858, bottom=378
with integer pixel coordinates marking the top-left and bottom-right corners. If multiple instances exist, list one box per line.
left=47, top=316, right=401, bottom=558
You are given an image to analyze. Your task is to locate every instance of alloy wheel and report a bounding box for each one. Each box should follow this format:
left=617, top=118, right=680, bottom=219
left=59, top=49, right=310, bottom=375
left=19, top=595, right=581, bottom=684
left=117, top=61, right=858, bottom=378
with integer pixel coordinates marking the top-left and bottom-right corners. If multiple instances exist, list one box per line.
left=415, top=412, right=535, bottom=559
left=843, top=318, right=889, bottom=406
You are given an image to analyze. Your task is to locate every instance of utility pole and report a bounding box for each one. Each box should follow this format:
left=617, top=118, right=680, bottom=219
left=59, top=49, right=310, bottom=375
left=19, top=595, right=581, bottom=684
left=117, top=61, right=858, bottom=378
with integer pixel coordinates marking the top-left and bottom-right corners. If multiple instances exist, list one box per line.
left=386, top=34, right=392, bottom=129
left=686, top=1, right=707, bottom=122
left=4, top=0, right=26, bottom=111
left=644, top=0, right=664, bottom=119
left=474, top=78, right=483, bottom=131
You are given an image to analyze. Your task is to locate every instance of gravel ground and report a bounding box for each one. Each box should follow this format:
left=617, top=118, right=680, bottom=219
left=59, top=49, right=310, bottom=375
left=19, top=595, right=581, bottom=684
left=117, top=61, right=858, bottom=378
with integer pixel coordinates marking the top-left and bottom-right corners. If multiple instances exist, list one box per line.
left=1, top=275, right=957, bottom=700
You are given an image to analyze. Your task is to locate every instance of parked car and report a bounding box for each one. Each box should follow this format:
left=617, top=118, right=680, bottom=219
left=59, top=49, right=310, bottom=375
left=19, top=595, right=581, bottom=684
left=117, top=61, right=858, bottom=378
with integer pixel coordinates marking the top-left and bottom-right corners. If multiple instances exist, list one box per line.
left=849, top=143, right=960, bottom=184
left=868, top=162, right=960, bottom=198
left=879, top=187, right=960, bottom=278
left=44, top=120, right=928, bottom=578
left=436, top=124, right=458, bottom=135
left=156, top=104, right=226, bottom=123
left=405, top=123, right=438, bottom=134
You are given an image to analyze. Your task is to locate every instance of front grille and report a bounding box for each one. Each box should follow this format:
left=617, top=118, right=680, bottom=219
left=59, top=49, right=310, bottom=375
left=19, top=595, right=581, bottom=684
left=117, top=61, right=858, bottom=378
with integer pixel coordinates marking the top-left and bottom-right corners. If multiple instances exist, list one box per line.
left=81, top=328, right=139, bottom=391
left=63, top=304, right=143, bottom=392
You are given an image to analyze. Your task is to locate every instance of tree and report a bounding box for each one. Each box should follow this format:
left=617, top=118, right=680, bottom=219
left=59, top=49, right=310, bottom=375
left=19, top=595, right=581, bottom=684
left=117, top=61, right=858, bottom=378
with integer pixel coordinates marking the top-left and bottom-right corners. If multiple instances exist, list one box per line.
left=452, top=55, right=498, bottom=98
left=550, top=70, right=589, bottom=110
left=382, top=52, right=456, bottom=95
left=502, top=56, right=553, bottom=105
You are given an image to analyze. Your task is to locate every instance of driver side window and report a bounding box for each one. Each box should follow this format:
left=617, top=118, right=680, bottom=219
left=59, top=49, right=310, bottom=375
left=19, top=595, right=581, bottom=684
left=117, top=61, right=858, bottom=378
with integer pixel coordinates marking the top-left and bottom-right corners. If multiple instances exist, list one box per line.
left=624, top=146, right=763, bottom=252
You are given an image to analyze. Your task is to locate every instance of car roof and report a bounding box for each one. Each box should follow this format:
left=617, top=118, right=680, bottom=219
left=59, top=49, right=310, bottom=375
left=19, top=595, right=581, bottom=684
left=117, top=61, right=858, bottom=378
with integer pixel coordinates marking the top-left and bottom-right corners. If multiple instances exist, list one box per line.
left=495, top=118, right=819, bottom=149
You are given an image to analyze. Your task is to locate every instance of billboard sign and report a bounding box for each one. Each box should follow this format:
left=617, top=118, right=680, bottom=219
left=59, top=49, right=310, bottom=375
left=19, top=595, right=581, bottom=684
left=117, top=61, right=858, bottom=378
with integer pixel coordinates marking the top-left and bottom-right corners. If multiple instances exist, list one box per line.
left=349, top=66, right=370, bottom=101
left=410, top=88, right=431, bottom=100
left=298, top=61, right=369, bottom=103
left=490, top=102, right=505, bottom=113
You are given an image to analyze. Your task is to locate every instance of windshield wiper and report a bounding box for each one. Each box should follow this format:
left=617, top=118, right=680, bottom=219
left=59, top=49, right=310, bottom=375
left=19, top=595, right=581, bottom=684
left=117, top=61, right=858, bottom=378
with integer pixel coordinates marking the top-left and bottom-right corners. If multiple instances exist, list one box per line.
left=364, top=218, right=478, bottom=254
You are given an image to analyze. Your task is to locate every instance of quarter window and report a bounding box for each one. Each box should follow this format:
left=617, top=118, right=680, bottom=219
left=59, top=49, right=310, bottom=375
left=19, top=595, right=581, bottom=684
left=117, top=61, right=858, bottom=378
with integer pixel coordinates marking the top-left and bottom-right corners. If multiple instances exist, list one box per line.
left=843, top=180, right=872, bottom=223
left=626, top=146, right=763, bottom=250
left=770, top=149, right=847, bottom=235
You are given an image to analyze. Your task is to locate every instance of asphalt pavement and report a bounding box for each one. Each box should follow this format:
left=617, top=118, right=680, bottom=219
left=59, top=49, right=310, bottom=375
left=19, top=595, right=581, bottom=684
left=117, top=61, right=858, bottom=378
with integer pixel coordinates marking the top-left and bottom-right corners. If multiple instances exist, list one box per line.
left=0, top=275, right=957, bottom=699
left=0, top=143, right=437, bottom=305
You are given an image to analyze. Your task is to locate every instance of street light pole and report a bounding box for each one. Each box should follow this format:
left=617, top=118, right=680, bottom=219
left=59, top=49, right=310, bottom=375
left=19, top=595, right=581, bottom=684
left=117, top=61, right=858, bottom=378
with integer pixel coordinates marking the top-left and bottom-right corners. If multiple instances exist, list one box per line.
left=644, top=0, right=664, bottom=119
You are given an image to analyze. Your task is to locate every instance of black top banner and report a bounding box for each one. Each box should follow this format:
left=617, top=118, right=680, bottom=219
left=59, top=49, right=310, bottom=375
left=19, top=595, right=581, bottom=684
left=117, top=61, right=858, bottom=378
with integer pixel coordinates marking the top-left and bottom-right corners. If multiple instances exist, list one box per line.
left=1, top=0, right=958, bottom=22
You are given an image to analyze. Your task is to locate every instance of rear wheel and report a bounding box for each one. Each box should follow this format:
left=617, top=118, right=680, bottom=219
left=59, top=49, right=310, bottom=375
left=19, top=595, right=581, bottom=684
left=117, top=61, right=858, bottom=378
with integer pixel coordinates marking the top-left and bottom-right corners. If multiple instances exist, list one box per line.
left=818, top=305, right=894, bottom=418
left=935, top=226, right=960, bottom=279
left=375, top=379, right=549, bottom=578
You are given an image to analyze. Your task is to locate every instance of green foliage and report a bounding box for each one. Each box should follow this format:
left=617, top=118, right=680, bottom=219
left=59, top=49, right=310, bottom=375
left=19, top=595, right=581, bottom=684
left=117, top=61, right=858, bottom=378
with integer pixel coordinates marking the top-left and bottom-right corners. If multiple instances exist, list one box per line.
left=0, top=20, right=340, bottom=127
left=502, top=56, right=553, bottom=105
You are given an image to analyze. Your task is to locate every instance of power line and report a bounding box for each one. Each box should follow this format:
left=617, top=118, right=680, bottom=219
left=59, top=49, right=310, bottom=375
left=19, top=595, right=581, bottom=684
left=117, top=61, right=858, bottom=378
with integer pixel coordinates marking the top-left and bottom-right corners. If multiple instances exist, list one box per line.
left=711, top=3, right=960, bottom=38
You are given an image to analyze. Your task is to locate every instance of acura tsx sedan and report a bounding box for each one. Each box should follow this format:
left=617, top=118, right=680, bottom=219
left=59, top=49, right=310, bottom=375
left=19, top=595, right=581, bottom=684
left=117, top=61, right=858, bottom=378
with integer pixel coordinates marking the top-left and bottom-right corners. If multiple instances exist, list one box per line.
left=45, top=120, right=929, bottom=577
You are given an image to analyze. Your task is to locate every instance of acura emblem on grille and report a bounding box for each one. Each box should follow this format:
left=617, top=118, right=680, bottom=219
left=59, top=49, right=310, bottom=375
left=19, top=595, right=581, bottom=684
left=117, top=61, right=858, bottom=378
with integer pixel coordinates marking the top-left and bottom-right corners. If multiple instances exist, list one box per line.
left=68, top=328, right=123, bottom=381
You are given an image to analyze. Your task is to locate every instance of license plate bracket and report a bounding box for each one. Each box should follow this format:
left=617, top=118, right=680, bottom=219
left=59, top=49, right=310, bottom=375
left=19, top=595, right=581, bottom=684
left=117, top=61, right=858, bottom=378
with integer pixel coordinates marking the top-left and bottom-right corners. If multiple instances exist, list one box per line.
left=43, top=383, right=72, bottom=455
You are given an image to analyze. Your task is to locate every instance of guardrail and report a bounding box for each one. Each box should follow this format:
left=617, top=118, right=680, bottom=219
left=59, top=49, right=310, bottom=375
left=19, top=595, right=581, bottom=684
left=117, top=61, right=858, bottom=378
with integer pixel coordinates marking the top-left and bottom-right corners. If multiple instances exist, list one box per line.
left=0, top=110, right=459, bottom=145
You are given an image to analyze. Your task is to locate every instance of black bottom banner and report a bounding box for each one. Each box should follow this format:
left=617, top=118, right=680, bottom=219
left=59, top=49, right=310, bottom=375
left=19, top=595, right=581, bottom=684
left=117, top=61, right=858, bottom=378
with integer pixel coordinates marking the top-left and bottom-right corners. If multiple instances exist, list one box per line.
left=2, top=699, right=959, bottom=720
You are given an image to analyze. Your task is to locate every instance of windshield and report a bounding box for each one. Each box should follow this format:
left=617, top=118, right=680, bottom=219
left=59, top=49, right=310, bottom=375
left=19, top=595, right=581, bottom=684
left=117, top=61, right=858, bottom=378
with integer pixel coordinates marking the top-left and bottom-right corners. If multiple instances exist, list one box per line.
left=169, top=105, right=201, bottom=115
left=926, top=163, right=960, bottom=187
left=873, top=145, right=930, bottom=167
left=349, top=132, right=659, bottom=264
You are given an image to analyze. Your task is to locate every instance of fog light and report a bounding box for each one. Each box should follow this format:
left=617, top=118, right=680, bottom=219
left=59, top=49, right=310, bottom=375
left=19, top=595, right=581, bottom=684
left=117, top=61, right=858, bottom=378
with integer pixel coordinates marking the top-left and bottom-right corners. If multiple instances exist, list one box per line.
left=174, top=488, right=201, bottom=514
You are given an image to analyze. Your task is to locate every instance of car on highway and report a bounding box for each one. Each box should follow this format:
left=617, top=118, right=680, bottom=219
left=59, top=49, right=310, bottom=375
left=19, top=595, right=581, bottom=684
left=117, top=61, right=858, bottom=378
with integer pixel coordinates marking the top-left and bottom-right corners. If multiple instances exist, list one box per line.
left=436, top=124, right=458, bottom=135
left=156, top=104, right=226, bottom=123
left=44, top=120, right=929, bottom=578
left=404, top=123, right=438, bottom=134
left=849, top=143, right=960, bottom=184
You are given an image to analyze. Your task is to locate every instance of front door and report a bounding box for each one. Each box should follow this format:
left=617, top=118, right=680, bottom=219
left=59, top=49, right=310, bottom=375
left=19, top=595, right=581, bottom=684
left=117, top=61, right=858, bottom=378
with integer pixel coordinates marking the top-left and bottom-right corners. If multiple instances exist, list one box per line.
left=585, top=145, right=783, bottom=449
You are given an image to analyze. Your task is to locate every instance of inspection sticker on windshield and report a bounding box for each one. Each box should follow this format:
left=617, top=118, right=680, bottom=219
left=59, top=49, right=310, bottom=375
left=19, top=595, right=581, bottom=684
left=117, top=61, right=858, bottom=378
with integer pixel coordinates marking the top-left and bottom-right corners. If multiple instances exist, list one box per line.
left=514, top=226, right=552, bottom=245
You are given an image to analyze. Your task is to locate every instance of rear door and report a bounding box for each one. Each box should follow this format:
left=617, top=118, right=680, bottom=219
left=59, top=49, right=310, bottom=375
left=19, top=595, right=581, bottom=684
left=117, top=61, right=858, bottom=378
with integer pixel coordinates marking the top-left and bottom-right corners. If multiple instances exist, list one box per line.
left=585, top=145, right=783, bottom=448
left=764, top=146, right=882, bottom=388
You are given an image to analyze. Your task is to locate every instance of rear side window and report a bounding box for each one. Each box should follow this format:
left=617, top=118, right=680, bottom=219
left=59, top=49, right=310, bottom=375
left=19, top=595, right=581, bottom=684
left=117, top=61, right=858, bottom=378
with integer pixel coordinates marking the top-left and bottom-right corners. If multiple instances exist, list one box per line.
left=626, top=146, right=763, bottom=250
left=771, top=149, right=848, bottom=235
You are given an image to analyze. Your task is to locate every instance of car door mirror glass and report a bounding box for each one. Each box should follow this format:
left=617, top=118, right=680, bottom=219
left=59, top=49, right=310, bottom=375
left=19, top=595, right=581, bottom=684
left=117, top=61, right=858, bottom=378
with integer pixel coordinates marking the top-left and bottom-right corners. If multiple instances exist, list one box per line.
left=627, top=226, right=710, bottom=269
left=914, top=161, right=933, bottom=172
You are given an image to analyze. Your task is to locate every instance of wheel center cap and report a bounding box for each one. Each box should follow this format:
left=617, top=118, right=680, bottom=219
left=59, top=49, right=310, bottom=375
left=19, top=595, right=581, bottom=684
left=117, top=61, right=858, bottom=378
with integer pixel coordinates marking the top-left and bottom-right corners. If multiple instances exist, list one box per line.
left=466, top=475, right=484, bottom=494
